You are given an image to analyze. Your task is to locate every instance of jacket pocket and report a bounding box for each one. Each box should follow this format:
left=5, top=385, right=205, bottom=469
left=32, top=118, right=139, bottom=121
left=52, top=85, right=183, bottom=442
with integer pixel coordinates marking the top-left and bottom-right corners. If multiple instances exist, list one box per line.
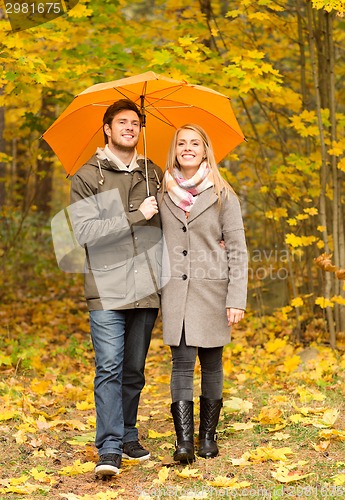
left=87, top=248, right=129, bottom=299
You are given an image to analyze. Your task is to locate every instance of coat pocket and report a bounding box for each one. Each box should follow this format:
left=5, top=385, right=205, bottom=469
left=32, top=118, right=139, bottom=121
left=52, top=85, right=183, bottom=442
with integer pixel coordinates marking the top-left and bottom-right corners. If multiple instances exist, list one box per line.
left=87, top=247, right=129, bottom=299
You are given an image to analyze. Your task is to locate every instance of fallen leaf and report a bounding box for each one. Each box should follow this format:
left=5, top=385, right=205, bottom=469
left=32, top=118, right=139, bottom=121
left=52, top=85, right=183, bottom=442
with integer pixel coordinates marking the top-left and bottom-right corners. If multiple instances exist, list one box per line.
left=332, top=474, right=345, bottom=486
left=257, top=406, right=283, bottom=424
left=231, top=422, right=255, bottom=431
left=271, top=466, right=314, bottom=483
left=153, top=466, right=169, bottom=484
left=207, top=475, right=251, bottom=488
left=58, top=460, right=95, bottom=476
left=175, top=466, right=202, bottom=479
left=147, top=429, right=174, bottom=438
left=270, top=432, right=290, bottom=441
left=311, top=440, right=330, bottom=452
left=223, top=397, right=253, bottom=414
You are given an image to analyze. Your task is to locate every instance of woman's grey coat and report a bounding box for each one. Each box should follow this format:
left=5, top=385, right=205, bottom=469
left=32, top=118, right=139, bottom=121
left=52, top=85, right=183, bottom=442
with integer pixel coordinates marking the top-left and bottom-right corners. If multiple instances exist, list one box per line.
left=160, top=187, right=248, bottom=348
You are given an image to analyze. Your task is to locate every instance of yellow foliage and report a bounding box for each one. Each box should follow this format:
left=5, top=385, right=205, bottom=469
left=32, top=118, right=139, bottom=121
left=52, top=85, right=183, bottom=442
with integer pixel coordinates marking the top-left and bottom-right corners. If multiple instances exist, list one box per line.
left=338, top=158, right=345, bottom=172
left=257, top=407, right=283, bottom=425
left=153, top=466, right=169, bottom=484
left=319, top=429, right=345, bottom=441
left=231, top=422, right=255, bottom=431
left=315, top=297, right=334, bottom=309
left=175, top=467, right=202, bottom=479
left=223, top=397, right=253, bottom=413
left=333, top=474, right=345, bottom=486
left=207, top=475, right=251, bottom=488
left=283, top=355, right=301, bottom=373
left=241, top=444, right=294, bottom=462
left=291, top=297, right=303, bottom=307
left=58, top=460, right=95, bottom=476
left=265, top=337, right=287, bottom=353
left=271, top=465, right=314, bottom=483
left=311, top=440, right=330, bottom=452
left=147, top=429, right=174, bottom=438
left=285, top=234, right=318, bottom=248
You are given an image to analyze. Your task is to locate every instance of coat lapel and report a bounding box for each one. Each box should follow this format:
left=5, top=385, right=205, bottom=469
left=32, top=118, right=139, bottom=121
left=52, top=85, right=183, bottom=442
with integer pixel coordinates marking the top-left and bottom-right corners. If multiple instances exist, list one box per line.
left=162, top=187, right=218, bottom=225
left=162, top=194, right=187, bottom=224
left=187, top=187, right=218, bottom=223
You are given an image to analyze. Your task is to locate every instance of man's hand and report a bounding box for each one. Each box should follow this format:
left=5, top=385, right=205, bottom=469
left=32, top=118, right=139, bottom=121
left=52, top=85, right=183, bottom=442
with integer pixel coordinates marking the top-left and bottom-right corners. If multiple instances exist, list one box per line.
left=139, top=196, right=159, bottom=220
left=227, top=308, right=245, bottom=326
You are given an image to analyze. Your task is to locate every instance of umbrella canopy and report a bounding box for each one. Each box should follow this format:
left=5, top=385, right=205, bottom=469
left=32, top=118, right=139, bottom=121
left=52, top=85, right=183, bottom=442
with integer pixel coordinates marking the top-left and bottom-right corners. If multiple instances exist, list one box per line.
left=43, top=71, right=245, bottom=176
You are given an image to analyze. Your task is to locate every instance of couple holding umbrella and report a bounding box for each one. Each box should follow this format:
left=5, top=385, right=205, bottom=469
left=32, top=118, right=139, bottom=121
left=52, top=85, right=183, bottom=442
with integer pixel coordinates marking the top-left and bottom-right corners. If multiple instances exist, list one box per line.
left=44, top=72, right=248, bottom=477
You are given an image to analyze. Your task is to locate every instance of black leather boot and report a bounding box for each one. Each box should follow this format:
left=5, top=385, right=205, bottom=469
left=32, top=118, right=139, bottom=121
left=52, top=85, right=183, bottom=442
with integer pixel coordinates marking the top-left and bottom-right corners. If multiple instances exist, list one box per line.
left=171, top=400, right=195, bottom=463
left=198, top=396, right=223, bottom=458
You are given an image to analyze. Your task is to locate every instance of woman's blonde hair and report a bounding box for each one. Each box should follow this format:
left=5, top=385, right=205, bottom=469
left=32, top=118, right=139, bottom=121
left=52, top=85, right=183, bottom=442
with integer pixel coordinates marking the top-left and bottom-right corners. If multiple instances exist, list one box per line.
left=162, top=123, right=235, bottom=202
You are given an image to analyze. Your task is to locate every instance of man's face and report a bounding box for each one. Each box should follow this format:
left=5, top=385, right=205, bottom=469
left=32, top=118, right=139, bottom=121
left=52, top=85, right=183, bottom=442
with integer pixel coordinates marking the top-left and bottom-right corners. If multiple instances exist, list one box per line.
left=104, top=110, right=141, bottom=152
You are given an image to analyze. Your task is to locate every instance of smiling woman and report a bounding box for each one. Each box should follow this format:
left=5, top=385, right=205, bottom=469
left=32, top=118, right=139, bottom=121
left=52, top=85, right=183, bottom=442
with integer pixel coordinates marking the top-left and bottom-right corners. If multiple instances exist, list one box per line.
left=159, top=123, right=248, bottom=464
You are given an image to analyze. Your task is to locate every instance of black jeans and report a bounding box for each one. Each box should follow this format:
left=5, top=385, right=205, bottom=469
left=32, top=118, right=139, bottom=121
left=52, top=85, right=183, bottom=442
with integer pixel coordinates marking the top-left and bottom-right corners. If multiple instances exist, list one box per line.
left=170, top=330, right=223, bottom=402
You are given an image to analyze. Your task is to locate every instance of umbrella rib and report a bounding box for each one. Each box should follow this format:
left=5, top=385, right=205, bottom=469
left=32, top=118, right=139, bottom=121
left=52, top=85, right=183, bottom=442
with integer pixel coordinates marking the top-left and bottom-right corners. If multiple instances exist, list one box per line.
left=142, top=86, right=185, bottom=108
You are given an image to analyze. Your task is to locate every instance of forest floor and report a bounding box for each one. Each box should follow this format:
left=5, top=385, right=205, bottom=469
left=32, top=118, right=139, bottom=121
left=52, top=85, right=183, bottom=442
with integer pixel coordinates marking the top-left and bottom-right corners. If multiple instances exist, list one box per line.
left=1, top=229, right=345, bottom=499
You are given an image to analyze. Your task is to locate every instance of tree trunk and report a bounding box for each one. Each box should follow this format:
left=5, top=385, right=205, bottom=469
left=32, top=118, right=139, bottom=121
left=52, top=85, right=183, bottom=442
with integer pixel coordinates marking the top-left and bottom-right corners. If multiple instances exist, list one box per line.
left=35, top=92, right=55, bottom=215
left=306, top=0, right=335, bottom=347
left=0, top=95, right=6, bottom=208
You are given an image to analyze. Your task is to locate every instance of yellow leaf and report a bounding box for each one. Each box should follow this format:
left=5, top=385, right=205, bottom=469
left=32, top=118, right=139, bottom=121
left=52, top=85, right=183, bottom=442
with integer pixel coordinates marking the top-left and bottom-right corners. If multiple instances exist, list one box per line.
left=295, top=387, right=325, bottom=402
left=338, top=158, right=345, bottom=172
left=312, top=440, right=330, bottom=452
left=258, top=407, right=283, bottom=425
left=319, top=408, right=340, bottom=427
left=58, top=460, right=95, bottom=476
left=265, top=338, right=286, bottom=353
left=30, top=379, right=51, bottom=395
left=223, top=397, right=253, bottom=414
left=0, top=483, right=40, bottom=494
left=271, top=467, right=314, bottom=483
left=7, top=475, right=30, bottom=485
left=207, top=475, right=251, bottom=488
left=315, top=297, right=334, bottom=309
left=270, top=432, right=290, bottom=441
left=319, top=429, right=345, bottom=441
left=291, top=297, right=303, bottom=307
left=147, top=429, right=174, bottom=438
left=283, top=355, right=301, bottom=373
left=231, top=457, right=252, bottom=466
left=231, top=422, right=255, bottom=431
left=175, top=466, right=202, bottom=479
left=267, top=423, right=287, bottom=432
left=76, top=401, right=95, bottom=411
left=153, top=466, right=169, bottom=484
left=0, top=410, right=19, bottom=421
left=242, top=445, right=293, bottom=463
left=333, top=474, right=345, bottom=486
left=304, top=207, right=318, bottom=215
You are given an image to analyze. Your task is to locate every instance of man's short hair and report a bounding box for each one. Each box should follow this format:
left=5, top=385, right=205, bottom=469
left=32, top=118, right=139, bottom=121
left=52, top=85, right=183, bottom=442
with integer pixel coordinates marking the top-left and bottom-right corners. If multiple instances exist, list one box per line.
left=103, top=99, right=142, bottom=144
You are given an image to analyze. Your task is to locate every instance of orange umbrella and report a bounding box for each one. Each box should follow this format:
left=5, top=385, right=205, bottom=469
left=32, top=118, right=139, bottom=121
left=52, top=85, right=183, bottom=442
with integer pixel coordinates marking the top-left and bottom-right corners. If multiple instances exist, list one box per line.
left=43, top=71, right=245, bottom=178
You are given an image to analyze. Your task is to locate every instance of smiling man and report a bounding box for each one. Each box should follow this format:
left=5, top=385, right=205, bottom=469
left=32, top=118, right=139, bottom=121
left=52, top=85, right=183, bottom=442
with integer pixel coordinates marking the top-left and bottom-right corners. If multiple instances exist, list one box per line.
left=69, top=99, right=163, bottom=477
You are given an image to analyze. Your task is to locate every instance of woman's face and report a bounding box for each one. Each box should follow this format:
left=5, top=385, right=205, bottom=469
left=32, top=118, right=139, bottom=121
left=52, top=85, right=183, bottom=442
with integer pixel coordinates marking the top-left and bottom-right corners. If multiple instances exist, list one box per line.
left=175, top=128, right=206, bottom=179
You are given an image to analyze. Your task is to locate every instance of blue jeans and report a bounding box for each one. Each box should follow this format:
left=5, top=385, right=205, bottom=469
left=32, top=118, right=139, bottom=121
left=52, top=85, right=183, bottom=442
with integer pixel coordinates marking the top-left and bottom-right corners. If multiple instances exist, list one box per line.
left=90, top=308, right=158, bottom=456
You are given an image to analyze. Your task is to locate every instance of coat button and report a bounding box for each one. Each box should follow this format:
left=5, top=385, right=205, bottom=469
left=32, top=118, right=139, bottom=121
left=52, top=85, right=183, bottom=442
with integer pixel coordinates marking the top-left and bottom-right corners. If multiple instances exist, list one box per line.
left=182, top=226, right=187, bottom=232
left=182, top=250, right=188, bottom=256
left=182, top=274, right=187, bottom=280
left=129, top=203, right=133, bottom=208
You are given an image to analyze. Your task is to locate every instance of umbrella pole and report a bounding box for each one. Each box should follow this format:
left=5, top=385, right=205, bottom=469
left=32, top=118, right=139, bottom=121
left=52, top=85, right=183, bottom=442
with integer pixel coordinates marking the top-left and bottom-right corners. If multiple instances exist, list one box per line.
left=140, top=95, right=150, bottom=197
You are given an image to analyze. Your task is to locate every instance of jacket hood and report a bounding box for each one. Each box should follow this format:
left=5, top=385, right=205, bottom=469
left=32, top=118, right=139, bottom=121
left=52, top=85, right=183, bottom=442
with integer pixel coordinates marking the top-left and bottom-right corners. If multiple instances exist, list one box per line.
left=84, top=148, right=147, bottom=172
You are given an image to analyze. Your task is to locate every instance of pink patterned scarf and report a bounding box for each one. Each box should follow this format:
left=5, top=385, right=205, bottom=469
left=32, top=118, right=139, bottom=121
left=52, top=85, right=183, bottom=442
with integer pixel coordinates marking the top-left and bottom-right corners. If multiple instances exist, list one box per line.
left=164, top=161, right=214, bottom=213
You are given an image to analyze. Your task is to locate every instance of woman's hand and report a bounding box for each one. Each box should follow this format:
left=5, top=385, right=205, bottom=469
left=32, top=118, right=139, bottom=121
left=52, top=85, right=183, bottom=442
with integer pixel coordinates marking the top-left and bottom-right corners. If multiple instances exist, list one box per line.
left=227, top=308, right=244, bottom=326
